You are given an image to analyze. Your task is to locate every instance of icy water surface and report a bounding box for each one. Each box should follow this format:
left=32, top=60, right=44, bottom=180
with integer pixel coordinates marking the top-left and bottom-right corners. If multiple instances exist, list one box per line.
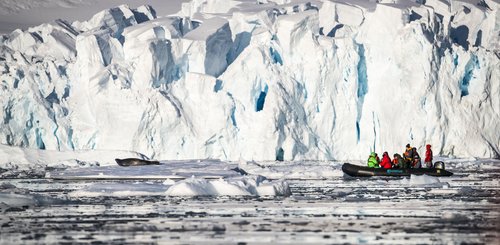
left=1, top=161, right=499, bottom=244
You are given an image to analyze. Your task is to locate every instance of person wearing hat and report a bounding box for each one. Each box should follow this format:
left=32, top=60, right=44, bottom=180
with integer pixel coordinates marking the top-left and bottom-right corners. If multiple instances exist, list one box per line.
left=411, top=147, right=422, bottom=168
left=392, top=153, right=404, bottom=168
left=367, top=152, right=380, bottom=168
left=424, top=144, right=433, bottom=168
left=403, top=144, right=413, bottom=168
left=380, top=152, right=392, bottom=169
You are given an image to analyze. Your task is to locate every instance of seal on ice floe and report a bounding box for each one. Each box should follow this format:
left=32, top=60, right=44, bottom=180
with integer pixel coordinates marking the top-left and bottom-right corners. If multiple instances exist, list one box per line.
left=115, top=158, right=160, bottom=167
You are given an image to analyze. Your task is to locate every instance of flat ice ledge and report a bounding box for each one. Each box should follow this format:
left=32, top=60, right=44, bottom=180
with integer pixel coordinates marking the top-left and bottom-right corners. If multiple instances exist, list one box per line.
left=183, top=16, right=230, bottom=41
left=0, top=144, right=146, bottom=171
left=181, top=17, right=233, bottom=76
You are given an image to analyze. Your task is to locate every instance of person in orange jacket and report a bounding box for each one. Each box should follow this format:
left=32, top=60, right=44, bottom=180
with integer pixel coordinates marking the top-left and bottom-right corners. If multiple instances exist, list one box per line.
left=392, top=153, right=404, bottom=168
left=403, top=144, right=413, bottom=168
left=380, top=152, right=392, bottom=169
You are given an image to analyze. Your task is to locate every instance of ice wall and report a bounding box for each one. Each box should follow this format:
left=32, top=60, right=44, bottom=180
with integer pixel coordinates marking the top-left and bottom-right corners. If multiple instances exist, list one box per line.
left=0, top=1, right=498, bottom=160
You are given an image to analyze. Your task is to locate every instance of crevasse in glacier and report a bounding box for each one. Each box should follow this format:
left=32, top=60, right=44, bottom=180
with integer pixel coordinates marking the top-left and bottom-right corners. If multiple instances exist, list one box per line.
left=0, top=0, right=498, bottom=160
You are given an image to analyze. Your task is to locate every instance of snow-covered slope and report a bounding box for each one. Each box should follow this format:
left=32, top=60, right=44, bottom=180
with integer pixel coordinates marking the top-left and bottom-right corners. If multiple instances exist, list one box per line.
left=0, top=0, right=186, bottom=34
left=0, top=0, right=499, bottom=161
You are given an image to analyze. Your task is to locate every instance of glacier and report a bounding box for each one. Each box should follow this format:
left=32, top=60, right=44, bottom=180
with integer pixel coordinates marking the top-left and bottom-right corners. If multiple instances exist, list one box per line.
left=0, top=0, right=499, bottom=161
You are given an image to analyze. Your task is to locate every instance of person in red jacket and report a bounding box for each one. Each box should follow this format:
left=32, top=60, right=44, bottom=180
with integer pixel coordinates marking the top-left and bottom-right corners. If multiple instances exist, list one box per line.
left=425, top=144, right=433, bottom=168
left=380, top=152, right=392, bottom=169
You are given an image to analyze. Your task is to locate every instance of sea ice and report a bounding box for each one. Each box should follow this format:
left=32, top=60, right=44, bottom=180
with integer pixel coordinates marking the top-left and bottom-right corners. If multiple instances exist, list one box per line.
left=165, top=175, right=291, bottom=196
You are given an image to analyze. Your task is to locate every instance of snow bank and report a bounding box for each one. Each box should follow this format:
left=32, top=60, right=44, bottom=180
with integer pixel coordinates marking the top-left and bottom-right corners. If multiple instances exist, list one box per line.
left=238, top=160, right=343, bottom=179
left=0, top=193, right=37, bottom=208
left=0, top=144, right=146, bottom=176
left=47, top=158, right=240, bottom=180
left=165, top=175, right=291, bottom=196
left=409, top=174, right=443, bottom=186
left=0, top=0, right=499, bottom=161
left=0, top=1, right=185, bottom=34
left=66, top=175, right=291, bottom=197
left=69, top=182, right=168, bottom=197
left=399, top=174, right=449, bottom=188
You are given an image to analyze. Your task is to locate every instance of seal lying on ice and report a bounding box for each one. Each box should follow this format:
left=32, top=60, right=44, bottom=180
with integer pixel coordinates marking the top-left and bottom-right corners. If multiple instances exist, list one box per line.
left=115, top=158, right=160, bottom=167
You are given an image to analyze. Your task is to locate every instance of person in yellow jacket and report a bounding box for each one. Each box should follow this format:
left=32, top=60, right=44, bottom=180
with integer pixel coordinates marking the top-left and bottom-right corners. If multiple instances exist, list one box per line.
left=367, top=152, right=380, bottom=168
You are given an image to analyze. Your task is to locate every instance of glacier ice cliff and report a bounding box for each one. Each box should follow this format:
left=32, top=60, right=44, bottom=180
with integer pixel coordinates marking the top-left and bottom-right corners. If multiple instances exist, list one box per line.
left=0, top=0, right=499, bottom=160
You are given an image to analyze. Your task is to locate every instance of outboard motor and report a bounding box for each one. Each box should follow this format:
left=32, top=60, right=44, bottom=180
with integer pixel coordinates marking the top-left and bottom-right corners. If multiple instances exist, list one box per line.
left=434, top=161, right=445, bottom=170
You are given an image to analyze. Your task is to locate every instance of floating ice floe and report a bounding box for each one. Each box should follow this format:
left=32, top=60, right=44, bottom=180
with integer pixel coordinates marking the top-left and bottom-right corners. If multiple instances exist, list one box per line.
left=165, top=175, right=291, bottom=196
left=0, top=193, right=37, bottom=208
left=399, top=174, right=450, bottom=188
left=0, top=144, right=145, bottom=175
left=238, top=159, right=342, bottom=179
left=68, top=175, right=290, bottom=197
left=69, top=182, right=169, bottom=197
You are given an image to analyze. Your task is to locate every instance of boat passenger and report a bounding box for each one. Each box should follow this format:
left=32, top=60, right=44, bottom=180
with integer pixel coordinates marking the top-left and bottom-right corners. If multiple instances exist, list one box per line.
left=380, top=152, right=392, bottom=169
left=367, top=152, right=380, bottom=168
left=412, top=147, right=422, bottom=168
left=403, top=144, right=413, bottom=168
left=392, top=153, right=404, bottom=168
left=425, top=144, right=433, bottom=168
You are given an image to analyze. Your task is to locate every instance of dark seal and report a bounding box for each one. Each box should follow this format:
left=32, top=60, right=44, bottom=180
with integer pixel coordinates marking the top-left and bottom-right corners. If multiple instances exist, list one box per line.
left=115, top=158, right=160, bottom=167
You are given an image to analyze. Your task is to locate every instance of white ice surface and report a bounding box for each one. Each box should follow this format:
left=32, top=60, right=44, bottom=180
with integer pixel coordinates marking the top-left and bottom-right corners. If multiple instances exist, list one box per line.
left=1, top=144, right=499, bottom=198
left=0, top=143, right=145, bottom=171
left=0, top=0, right=499, bottom=162
left=165, top=175, right=291, bottom=196
left=0, top=192, right=37, bottom=207
left=65, top=168, right=292, bottom=197
left=48, top=159, right=239, bottom=180
left=0, top=144, right=293, bottom=197
left=238, top=159, right=343, bottom=179
left=0, top=0, right=187, bottom=34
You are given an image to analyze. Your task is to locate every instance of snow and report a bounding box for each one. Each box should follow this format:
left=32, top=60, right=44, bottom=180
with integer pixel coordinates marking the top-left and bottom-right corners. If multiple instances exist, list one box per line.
left=181, top=17, right=233, bottom=76
left=0, top=144, right=292, bottom=196
left=165, top=175, right=291, bottom=196
left=0, top=2, right=498, bottom=242
left=0, top=1, right=499, bottom=162
left=49, top=158, right=239, bottom=180
left=238, top=159, right=343, bottom=179
left=68, top=182, right=168, bottom=197
left=5, top=142, right=498, bottom=198
left=0, top=192, right=37, bottom=207
left=0, top=0, right=187, bottom=34
left=0, top=143, right=145, bottom=172
left=0, top=136, right=498, bottom=241
left=405, top=174, right=448, bottom=187
left=1, top=157, right=499, bottom=243
left=67, top=176, right=291, bottom=198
